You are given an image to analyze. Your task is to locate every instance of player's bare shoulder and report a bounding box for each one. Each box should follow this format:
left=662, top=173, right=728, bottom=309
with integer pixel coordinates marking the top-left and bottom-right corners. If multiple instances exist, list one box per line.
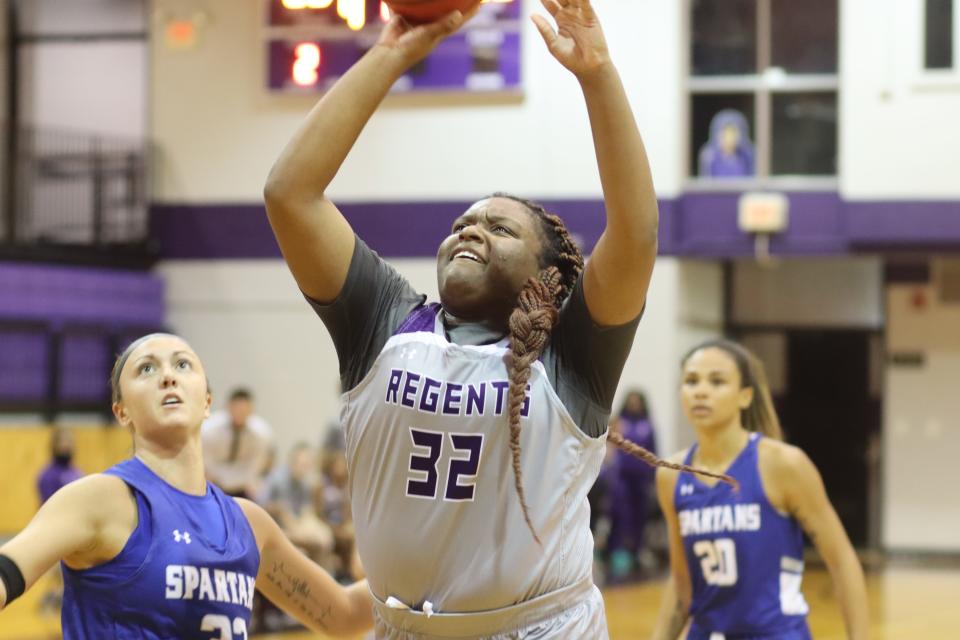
left=758, top=438, right=812, bottom=473
left=757, top=438, right=816, bottom=510
left=49, top=473, right=133, bottom=518
left=46, top=474, right=138, bottom=567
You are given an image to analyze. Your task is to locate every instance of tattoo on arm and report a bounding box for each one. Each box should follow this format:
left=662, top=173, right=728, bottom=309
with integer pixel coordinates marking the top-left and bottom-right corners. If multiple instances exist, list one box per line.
left=264, top=560, right=333, bottom=630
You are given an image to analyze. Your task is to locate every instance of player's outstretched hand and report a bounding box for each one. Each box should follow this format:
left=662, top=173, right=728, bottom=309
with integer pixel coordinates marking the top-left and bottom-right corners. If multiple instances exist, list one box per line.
left=532, top=0, right=611, bottom=80
left=376, top=4, right=481, bottom=69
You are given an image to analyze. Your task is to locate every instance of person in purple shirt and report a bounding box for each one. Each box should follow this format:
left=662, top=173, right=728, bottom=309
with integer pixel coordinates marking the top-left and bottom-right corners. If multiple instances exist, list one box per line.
left=607, top=389, right=658, bottom=582
left=37, top=427, right=83, bottom=504
left=698, top=109, right=755, bottom=179
left=34, top=427, right=84, bottom=613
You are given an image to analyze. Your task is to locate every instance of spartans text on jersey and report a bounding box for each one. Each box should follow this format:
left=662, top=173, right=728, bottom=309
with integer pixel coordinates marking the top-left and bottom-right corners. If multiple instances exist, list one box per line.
left=164, top=565, right=257, bottom=610
left=678, top=503, right=761, bottom=537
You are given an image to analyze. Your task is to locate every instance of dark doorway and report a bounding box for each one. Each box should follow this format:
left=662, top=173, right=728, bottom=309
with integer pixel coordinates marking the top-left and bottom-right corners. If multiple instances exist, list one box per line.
left=736, top=329, right=880, bottom=548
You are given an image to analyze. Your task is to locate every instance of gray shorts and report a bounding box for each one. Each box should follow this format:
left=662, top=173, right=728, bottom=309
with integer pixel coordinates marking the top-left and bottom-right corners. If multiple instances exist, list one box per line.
left=372, top=578, right=609, bottom=640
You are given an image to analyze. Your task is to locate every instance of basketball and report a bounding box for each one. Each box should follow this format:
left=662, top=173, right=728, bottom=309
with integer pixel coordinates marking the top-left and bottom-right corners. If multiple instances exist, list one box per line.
left=383, top=0, right=480, bottom=24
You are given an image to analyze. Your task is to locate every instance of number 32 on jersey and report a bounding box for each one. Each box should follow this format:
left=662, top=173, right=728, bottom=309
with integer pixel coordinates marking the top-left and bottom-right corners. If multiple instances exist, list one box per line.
left=405, top=427, right=484, bottom=502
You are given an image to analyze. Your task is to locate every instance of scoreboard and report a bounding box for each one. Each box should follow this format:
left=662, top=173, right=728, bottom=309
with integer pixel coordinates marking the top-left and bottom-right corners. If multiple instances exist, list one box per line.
left=264, top=0, right=522, bottom=94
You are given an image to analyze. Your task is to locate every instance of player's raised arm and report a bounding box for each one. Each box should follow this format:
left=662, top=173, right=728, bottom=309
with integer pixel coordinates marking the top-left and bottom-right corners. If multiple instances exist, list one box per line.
left=0, top=475, right=132, bottom=611
left=263, top=10, right=475, bottom=303
left=532, top=0, right=658, bottom=325
left=237, top=499, right=372, bottom=636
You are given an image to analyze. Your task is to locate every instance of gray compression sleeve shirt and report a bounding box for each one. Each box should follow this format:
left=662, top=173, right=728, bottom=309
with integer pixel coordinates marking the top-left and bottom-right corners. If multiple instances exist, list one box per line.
left=307, top=236, right=642, bottom=437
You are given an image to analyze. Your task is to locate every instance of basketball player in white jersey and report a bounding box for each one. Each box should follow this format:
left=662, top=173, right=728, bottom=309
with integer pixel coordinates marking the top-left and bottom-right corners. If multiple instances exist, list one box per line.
left=264, top=1, right=727, bottom=637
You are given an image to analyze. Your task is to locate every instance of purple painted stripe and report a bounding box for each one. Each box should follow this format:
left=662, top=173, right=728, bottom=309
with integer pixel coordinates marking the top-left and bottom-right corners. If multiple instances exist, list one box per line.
left=659, top=191, right=848, bottom=256
left=846, top=200, right=960, bottom=248
left=150, top=195, right=960, bottom=259
left=149, top=199, right=610, bottom=259
left=149, top=203, right=280, bottom=259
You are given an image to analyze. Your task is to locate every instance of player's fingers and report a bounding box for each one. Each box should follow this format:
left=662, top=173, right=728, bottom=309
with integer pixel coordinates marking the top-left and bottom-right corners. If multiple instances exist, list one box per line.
left=384, top=14, right=405, bottom=31
left=419, top=9, right=466, bottom=38
left=540, top=0, right=561, bottom=17
left=574, top=0, right=597, bottom=20
left=531, top=14, right=559, bottom=48
left=461, top=2, right=482, bottom=24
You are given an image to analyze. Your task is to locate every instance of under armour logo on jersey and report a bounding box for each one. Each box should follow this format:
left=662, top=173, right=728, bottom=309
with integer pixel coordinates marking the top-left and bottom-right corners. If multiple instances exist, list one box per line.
left=173, top=529, right=192, bottom=544
left=680, top=484, right=695, bottom=496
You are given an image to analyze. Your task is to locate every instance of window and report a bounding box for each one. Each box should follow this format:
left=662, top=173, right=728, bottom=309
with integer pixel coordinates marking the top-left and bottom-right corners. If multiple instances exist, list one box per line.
left=925, top=0, right=956, bottom=70
left=689, top=0, right=839, bottom=181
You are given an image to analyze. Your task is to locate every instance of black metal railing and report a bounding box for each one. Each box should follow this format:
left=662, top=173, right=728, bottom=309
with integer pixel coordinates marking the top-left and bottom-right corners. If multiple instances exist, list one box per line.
left=1, top=122, right=155, bottom=266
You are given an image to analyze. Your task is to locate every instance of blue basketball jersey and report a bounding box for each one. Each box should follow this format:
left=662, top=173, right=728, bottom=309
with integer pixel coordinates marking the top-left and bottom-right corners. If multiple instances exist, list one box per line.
left=675, top=433, right=811, bottom=640
left=61, top=457, right=260, bottom=640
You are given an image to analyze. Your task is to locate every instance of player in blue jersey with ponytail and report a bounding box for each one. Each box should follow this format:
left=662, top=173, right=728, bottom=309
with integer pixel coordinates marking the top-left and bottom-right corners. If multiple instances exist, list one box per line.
left=652, top=339, right=870, bottom=640
left=0, top=333, right=372, bottom=639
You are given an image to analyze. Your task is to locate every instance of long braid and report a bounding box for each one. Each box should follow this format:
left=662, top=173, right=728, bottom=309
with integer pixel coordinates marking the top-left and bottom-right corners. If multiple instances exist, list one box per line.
left=506, top=269, right=563, bottom=545
left=494, top=193, right=734, bottom=545
left=496, top=193, right=583, bottom=544
left=607, top=430, right=738, bottom=488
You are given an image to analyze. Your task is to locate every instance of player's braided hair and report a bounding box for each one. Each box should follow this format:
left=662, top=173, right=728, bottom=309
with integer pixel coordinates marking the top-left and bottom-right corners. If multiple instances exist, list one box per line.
left=495, top=194, right=736, bottom=544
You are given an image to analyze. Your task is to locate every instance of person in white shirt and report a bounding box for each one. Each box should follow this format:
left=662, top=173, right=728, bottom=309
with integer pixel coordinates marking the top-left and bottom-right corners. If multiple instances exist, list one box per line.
left=202, top=388, right=274, bottom=499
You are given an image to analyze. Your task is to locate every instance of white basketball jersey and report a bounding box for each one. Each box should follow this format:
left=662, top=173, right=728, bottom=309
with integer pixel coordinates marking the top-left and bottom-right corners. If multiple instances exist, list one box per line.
left=341, top=305, right=605, bottom=614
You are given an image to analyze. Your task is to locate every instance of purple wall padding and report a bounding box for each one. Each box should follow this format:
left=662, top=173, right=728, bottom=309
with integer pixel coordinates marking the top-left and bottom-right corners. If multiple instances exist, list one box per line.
left=150, top=195, right=960, bottom=260
left=0, top=265, right=165, bottom=405
left=59, top=334, right=112, bottom=402
left=0, top=330, right=48, bottom=401
left=149, top=200, right=611, bottom=259
left=0, top=264, right=164, bottom=326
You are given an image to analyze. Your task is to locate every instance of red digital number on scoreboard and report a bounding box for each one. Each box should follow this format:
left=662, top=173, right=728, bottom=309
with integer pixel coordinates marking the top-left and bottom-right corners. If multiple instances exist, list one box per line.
left=292, top=43, right=322, bottom=86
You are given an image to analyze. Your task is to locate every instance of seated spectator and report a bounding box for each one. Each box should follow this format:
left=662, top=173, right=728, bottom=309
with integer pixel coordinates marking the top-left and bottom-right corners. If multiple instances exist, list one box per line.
left=37, top=426, right=83, bottom=504
left=321, top=451, right=362, bottom=582
left=202, top=388, right=274, bottom=498
left=259, top=442, right=334, bottom=565
left=322, top=382, right=347, bottom=456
